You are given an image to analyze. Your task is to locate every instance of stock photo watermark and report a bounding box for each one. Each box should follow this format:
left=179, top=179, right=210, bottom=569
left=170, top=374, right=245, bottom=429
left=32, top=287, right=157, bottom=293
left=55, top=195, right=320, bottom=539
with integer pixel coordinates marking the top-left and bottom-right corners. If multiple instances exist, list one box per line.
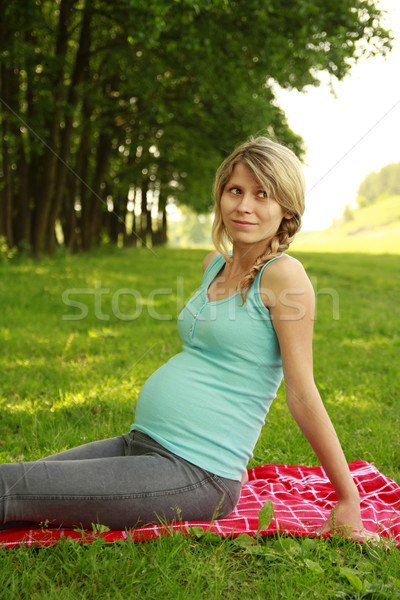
left=61, top=277, right=339, bottom=322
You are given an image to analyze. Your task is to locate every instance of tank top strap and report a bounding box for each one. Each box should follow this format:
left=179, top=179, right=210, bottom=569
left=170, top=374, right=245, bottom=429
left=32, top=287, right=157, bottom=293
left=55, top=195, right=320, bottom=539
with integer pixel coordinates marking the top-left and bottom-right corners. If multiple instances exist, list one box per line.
left=247, top=253, right=286, bottom=304
left=201, top=253, right=226, bottom=287
left=258, top=253, right=286, bottom=278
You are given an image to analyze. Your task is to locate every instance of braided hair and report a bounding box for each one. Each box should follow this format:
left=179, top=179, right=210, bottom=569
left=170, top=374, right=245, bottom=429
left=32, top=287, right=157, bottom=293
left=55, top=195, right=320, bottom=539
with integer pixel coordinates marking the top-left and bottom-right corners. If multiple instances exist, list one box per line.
left=211, top=136, right=305, bottom=302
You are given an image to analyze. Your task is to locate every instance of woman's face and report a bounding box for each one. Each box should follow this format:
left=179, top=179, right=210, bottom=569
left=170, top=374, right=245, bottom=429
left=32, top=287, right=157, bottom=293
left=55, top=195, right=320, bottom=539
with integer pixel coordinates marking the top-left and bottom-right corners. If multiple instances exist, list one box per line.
left=220, top=162, right=285, bottom=251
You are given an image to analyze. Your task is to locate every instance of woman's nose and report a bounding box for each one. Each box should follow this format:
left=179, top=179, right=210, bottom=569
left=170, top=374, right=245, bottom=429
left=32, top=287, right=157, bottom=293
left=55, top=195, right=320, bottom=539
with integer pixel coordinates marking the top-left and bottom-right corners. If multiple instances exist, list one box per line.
left=237, top=193, right=252, bottom=212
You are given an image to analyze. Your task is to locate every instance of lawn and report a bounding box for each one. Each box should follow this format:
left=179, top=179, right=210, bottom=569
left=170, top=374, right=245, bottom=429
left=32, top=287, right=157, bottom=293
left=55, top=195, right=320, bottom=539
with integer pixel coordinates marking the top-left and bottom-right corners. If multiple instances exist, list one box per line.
left=0, top=246, right=399, bottom=599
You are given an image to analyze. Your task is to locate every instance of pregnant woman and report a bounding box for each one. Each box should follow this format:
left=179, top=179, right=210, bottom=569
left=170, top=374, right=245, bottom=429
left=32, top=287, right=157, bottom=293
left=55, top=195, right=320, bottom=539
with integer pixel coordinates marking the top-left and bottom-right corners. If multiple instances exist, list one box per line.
left=0, top=136, right=376, bottom=541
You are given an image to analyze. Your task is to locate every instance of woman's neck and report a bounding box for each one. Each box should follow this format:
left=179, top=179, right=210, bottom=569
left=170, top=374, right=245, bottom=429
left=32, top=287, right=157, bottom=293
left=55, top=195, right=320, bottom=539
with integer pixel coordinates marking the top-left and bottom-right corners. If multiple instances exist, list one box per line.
left=228, top=243, right=270, bottom=276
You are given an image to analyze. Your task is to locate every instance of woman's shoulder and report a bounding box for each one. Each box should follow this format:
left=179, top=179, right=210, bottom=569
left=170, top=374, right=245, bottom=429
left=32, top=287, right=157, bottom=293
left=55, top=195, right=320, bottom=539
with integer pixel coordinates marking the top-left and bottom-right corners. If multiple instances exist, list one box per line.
left=261, top=253, right=312, bottom=290
left=258, top=254, right=314, bottom=309
left=202, top=250, right=220, bottom=273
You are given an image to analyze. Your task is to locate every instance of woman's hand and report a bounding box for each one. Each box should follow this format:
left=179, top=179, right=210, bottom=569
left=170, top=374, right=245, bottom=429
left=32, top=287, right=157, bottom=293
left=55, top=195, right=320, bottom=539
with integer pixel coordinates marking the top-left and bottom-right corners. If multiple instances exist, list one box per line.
left=316, top=499, right=380, bottom=543
left=241, top=471, right=249, bottom=486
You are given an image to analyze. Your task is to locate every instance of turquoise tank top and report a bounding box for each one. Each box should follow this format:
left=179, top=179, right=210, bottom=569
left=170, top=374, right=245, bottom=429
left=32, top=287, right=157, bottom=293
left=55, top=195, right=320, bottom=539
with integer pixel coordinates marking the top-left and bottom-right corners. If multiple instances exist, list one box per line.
left=131, top=253, right=284, bottom=481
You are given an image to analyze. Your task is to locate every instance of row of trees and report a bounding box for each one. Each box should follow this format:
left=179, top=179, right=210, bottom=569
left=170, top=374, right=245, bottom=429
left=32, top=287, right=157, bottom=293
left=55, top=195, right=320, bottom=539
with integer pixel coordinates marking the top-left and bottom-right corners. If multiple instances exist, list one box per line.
left=0, top=0, right=392, bottom=255
left=357, top=162, right=400, bottom=207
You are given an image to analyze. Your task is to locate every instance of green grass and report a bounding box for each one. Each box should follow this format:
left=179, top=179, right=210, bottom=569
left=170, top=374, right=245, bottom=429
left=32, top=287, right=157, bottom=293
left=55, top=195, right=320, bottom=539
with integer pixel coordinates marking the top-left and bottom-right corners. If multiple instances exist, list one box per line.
left=1, top=246, right=399, bottom=599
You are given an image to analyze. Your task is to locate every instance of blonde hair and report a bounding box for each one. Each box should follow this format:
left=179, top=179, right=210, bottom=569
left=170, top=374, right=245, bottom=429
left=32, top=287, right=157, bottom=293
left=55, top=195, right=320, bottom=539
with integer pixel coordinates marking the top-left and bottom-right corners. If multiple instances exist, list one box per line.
left=211, top=136, right=305, bottom=301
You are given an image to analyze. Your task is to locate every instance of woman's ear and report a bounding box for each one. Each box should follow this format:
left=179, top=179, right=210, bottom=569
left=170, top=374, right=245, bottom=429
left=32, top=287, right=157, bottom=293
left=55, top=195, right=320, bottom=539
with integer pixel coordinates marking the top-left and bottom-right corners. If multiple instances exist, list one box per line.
left=283, top=211, right=294, bottom=220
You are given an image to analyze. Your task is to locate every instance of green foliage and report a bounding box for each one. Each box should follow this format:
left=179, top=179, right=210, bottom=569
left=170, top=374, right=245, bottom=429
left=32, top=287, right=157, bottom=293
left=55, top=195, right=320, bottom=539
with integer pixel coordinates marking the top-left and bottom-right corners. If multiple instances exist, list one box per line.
left=342, top=203, right=354, bottom=223
left=257, top=499, right=275, bottom=534
left=357, top=162, right=400, bottom=207
left=0, top=0, right=393, bottom=255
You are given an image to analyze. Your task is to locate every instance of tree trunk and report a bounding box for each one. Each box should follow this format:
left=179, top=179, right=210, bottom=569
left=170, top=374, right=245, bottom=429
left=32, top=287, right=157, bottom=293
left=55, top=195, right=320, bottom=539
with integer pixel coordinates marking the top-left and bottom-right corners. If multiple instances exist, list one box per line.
left=78, top=146, right=92, bottom=252
left=154, top=192, right=167, bottom=245
left=61, top=177, right=77, bottom=251
left=0, top=64, right=15, bottom=248
left=108, top=208, right=120, bottom=244
left=81, top=131, right=111, bottom=250
left=124, top=189, right=138, bottom=247
left=0, top=126, right=14, bottom=248
left=129, top=209, right=139, bottom=247
left=62, top=97, right=93, bottom=251
left=13, top=128, right=31, bottom=251
left=140, top=180, right=151, bottom=247
left=31, top=0, right=74, bottom=256
left=46, top=0, right=92, bottom=254
left=108, top=188, right=128, bottom=245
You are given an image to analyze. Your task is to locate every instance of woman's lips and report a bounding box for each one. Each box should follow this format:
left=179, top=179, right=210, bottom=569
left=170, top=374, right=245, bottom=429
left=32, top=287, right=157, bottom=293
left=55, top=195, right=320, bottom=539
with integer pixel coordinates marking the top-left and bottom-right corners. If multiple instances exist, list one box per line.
left=232, top=220, right=256, bottom=227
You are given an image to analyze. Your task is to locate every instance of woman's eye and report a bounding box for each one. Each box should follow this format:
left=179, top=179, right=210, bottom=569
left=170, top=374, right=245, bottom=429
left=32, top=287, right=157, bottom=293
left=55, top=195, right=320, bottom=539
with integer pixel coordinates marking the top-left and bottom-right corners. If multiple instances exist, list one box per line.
left=258, top=191, right=268, bottom=199
left=229, top=187, right=241, bottom=195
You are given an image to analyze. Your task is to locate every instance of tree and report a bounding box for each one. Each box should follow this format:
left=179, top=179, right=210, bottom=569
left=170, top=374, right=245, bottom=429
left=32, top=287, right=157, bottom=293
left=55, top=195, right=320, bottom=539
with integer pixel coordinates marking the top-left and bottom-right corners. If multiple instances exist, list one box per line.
left=0, top=0, right=393, bottom=255
left=357, top=163, right=400, bottom=207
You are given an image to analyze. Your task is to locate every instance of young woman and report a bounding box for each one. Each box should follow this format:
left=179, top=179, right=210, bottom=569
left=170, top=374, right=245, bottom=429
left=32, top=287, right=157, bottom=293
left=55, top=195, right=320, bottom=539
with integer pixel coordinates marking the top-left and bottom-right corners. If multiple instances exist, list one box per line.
left=0, top=136, right=378, bottom=541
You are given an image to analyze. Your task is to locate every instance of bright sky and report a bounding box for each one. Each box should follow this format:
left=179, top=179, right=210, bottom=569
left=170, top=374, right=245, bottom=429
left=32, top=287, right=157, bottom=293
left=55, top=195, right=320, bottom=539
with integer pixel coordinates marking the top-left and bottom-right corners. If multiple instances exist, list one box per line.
left=274, top=0, right=400, bottom=231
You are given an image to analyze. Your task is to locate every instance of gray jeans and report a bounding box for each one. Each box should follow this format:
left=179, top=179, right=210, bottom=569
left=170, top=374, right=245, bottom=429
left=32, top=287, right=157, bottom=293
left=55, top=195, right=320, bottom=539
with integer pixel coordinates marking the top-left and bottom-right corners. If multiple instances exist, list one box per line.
left=0, top=431, right=241, bottom=530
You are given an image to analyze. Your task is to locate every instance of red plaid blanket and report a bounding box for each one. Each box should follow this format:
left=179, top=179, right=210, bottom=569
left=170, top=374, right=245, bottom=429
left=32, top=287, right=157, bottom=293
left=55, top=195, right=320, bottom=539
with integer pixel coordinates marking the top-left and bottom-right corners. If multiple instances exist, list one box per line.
left=1, top=460, right=399, bottom=548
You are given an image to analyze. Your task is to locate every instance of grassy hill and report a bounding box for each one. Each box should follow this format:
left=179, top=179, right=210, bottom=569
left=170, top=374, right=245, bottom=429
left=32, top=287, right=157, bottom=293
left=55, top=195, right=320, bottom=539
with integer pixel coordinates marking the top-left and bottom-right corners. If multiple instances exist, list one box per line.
left=294, top=195, right=400, bottom=254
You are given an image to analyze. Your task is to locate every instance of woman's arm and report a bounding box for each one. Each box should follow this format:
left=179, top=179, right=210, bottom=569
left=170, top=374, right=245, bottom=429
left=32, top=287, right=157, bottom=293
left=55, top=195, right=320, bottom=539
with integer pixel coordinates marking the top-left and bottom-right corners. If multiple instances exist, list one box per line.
left=263, top=256, right=378, bottom=541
